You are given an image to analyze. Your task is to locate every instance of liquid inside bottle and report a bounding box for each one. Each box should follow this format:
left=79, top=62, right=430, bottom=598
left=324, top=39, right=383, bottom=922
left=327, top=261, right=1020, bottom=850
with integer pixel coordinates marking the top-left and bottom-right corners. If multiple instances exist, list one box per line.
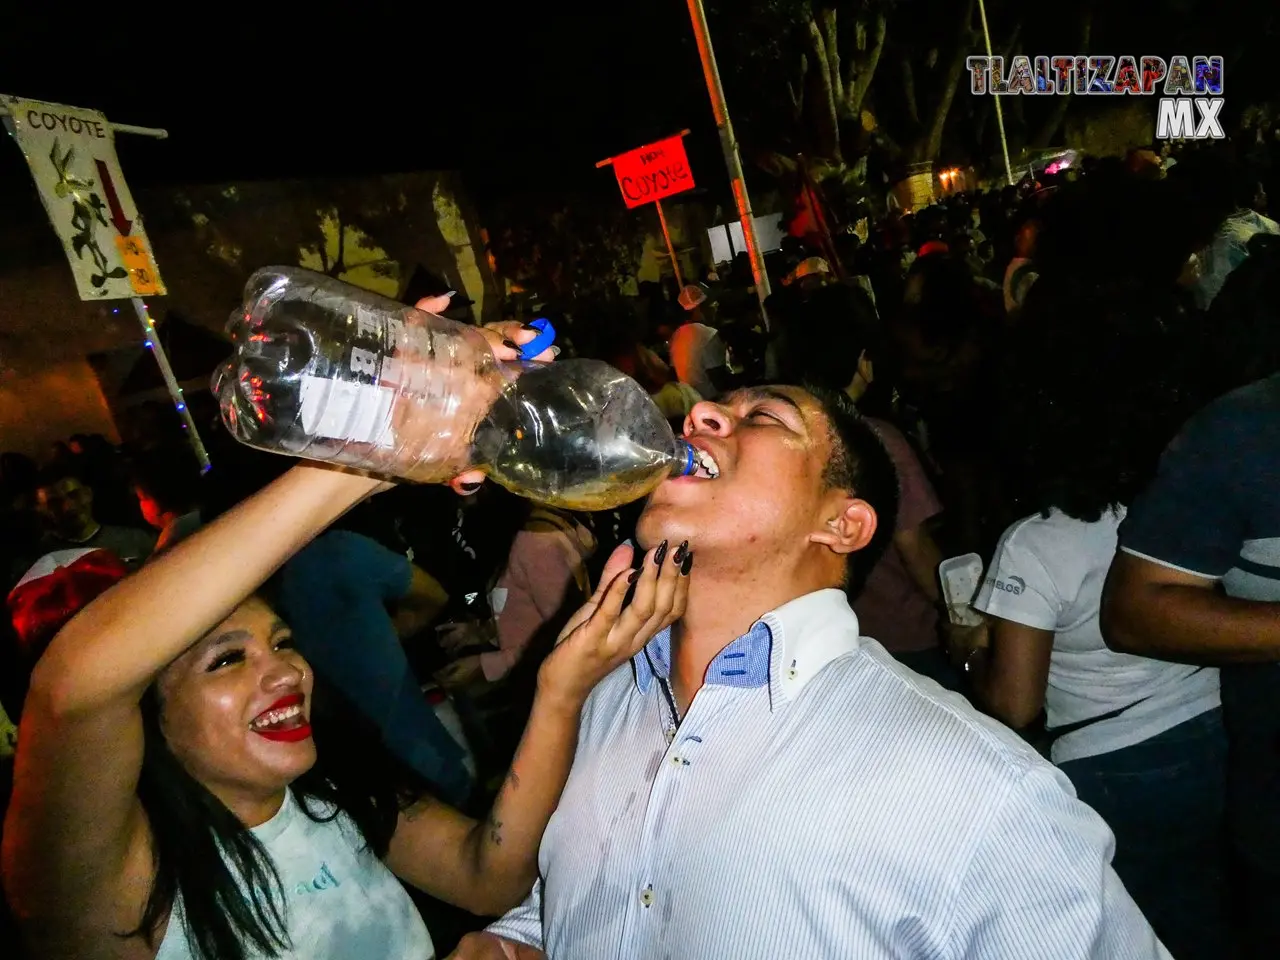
left=471, top=360, right=695, bottom=509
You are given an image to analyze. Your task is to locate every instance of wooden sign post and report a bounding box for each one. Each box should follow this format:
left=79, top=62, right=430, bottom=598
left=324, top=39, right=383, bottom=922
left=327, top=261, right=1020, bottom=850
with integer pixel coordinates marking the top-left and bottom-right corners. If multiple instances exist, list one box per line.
left=597, top=131, right=695, bottom=288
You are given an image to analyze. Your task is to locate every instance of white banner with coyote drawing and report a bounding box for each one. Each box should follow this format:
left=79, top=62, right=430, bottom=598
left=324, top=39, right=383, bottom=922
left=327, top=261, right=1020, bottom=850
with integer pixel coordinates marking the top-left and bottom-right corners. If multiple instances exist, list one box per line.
left=5, top=95, right=165, bottom=300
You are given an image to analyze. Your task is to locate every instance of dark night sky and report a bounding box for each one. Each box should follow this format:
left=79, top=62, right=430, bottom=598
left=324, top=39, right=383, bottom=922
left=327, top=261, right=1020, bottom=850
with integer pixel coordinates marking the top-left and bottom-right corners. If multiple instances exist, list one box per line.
left=2, top=3, right=716, bottom=202
left=1, top=1, right=1266, bottom=207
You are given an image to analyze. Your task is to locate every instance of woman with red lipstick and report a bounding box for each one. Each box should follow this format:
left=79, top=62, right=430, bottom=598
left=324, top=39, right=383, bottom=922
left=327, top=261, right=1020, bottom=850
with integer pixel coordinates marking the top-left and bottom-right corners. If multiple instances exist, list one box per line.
left=2, top=317, right=691, bottom=960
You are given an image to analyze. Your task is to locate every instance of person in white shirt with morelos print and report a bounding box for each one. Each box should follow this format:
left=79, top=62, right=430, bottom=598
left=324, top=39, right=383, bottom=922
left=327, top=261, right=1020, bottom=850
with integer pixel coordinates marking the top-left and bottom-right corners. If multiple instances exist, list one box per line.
left=452, top=384, right=1169, bottom=960
left=956, top=270, right=1227, bottom=960
left=970, top=509, right=1224, bottom=960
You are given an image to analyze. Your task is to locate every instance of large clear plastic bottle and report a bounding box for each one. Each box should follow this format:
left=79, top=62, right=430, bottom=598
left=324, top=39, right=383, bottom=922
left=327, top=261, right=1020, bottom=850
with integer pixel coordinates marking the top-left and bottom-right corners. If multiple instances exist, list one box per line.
left=213, top=267, right=697, bottom=510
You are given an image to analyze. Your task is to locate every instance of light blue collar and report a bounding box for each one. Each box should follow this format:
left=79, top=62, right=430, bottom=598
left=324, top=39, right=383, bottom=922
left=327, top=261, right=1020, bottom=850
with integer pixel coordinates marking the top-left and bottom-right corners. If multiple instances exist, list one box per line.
left=629, top=588, right=864, bottom=710
left=633, top=619, right=772, bottom=694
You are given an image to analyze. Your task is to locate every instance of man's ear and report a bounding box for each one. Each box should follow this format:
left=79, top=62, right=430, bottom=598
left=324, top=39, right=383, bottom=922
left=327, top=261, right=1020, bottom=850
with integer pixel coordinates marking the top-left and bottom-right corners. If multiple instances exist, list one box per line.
left=809, top=498, right=878, bottom=556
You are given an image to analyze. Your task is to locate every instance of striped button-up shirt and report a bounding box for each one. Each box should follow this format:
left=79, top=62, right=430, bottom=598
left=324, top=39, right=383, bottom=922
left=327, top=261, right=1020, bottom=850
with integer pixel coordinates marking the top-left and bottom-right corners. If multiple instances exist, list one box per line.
left=489, top=588, right=1169, bottom=959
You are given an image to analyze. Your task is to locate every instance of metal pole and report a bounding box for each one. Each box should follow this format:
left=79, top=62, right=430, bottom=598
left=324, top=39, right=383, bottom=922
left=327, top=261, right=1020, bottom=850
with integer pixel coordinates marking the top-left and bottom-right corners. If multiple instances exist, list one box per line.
left=685, top=0, right=771, bottom=329
left=0, top=105, right=168, bottom=139
left=655, top=200, right=685, bottom=288
left=976, top=0, right=1014, bottom=186
left=128, top=298, right=211, bottom=471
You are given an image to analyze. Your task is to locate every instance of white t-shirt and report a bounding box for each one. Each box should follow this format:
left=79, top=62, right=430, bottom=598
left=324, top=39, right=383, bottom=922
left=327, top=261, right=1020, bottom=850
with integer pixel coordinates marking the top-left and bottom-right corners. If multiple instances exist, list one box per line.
left=157, top=789, right=434, bottom=959
left=974, top=507, right=1219, bottom=764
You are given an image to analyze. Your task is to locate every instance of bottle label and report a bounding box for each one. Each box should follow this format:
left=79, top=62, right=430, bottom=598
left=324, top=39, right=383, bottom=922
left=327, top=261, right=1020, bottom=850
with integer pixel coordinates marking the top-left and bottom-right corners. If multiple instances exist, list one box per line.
left=298, top=375, right=397, bottom=447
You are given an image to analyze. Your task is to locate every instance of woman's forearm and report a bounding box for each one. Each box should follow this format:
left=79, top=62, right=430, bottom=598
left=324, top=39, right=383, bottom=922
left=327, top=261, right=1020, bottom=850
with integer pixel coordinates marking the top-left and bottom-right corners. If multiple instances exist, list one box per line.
left=32, top=465, right=380, bottom=715
left=467, top=684, right=581, bottom=910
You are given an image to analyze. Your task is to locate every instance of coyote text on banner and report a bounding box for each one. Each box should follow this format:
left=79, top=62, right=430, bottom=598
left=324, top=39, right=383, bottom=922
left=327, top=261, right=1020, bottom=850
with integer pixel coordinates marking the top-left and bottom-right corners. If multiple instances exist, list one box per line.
left=5, top=95, right=165, bottom=300
left=608, top=135, right=695, bottom=209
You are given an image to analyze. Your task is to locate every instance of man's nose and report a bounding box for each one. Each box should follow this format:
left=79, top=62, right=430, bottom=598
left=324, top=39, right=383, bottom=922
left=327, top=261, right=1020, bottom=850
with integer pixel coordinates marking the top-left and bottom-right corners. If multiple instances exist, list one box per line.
left=685, top=401, right=733, bottom=438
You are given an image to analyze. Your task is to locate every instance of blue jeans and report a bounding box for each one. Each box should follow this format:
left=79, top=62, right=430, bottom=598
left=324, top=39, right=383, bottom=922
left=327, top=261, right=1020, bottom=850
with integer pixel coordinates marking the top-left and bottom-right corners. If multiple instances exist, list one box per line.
left=1219, top=664, right=1280, bottom=959
left=1058, top=709, right=1228, bottom=960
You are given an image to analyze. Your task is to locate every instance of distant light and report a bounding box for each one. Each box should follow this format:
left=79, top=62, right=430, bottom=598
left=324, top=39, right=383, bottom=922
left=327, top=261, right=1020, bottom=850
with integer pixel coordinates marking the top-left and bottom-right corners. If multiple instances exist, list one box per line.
left=112, top=308, right=119, bottom=314
left=176, top=402, right=186, bottom=411
left=143, top=340, right=153, bottom=348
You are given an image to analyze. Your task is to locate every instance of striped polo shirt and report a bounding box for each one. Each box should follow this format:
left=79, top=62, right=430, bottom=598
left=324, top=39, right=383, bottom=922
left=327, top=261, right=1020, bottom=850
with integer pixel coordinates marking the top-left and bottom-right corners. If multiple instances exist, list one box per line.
left=489, top=588, right=1167, bottom=959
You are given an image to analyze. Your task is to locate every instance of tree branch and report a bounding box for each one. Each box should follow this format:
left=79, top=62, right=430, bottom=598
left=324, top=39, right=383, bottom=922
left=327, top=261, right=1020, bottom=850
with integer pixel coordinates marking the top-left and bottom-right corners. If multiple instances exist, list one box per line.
left=787, top=52, right=809, bottom=124
left=1030, top=10, right=1090, bottom=149
left=806, top=15, right=843, bottom=162
left=1000, top=21, right=1023, bottom=64
left=820, top=6, right=842, bottom=104
left=917, top=0, right=978, bottom=163
left=845, top=12, right=887, bottom=122
left=902, top=56, right=921, bottom=130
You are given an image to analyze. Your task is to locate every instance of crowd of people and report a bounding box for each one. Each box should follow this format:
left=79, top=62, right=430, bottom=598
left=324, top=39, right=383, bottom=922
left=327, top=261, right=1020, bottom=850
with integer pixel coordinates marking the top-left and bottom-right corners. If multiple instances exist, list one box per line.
left=1, top=138, right=1279, bottom=958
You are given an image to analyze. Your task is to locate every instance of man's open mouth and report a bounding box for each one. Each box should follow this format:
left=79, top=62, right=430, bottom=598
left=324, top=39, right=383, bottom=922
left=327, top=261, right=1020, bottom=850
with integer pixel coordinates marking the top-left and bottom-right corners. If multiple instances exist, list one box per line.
left=691, top=448, right=720, bottom=480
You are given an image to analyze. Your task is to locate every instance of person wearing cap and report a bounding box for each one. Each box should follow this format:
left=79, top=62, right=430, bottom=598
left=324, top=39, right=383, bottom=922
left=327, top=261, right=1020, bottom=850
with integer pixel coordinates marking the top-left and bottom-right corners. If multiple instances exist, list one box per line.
left=782, top=256, right=832, bottom=294
left=6, top=548, right=130, bottom=664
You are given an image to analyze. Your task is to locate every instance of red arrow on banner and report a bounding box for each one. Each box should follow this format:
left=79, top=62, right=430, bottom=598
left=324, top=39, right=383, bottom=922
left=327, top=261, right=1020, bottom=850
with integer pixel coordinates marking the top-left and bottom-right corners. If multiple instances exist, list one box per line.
left=94, top=159, right=132, bottom=236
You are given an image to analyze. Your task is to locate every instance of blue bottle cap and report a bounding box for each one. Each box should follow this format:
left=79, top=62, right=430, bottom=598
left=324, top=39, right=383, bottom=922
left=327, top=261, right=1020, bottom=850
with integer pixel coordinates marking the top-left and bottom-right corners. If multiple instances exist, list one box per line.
left=520, top=318, right=557, bottom=360
left=676, top=440, right=696, bottom=477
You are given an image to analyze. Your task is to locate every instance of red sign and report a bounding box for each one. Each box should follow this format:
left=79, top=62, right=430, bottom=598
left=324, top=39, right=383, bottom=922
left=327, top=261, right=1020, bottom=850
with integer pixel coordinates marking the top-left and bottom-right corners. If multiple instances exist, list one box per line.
left=609, top=136, right=695, bottom=209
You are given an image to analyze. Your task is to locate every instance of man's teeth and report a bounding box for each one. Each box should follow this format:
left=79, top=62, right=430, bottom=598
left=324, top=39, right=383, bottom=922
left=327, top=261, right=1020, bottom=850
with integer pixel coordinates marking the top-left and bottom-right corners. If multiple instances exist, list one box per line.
left=251, top=704, right=303, bottom=730
left=694, top=449, right=720, bottom=479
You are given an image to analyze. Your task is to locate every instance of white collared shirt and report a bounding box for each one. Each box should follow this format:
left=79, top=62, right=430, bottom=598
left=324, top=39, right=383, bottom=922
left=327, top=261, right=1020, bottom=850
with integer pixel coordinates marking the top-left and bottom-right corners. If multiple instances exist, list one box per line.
left=489, top=588, right=1169, bottom=960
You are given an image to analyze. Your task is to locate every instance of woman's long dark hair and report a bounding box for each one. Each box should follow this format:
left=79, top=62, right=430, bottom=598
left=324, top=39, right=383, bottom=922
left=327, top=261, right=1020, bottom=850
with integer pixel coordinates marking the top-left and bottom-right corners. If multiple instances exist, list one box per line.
left=998, top=274, right=1203, bottom=523
left=126, top=643, right=426, bottom=960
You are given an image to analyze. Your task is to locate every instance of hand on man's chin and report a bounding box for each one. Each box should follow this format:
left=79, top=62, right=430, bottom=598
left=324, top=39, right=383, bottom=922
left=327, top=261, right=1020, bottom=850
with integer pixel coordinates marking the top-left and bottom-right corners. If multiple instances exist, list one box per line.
left=635, top=502, right=684, bottom=552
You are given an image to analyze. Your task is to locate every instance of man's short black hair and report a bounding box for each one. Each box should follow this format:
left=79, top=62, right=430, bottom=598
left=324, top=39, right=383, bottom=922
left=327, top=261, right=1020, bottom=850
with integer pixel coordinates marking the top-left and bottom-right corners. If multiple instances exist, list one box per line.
left=803, top=384, right=900, bottom=597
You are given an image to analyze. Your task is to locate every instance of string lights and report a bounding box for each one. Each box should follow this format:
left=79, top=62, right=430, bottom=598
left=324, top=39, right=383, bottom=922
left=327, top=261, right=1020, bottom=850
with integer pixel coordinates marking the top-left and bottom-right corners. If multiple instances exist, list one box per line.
left=129, top=297, right=211, bottom=472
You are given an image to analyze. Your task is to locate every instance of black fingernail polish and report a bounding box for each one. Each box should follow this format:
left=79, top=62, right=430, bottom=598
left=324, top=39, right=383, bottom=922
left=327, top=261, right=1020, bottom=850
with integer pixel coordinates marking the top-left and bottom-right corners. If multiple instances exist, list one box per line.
left=502, top=338, right=520, bottom=350
left=672, top=540, right=689, bottom=565
left=459, top=481, right=482, bottom=493
left=627, top=569, right=640, bottom=584
left=681, top=551, right=694, bottom=575
left=653, top=539, right=668, bottom=566
left=521, top=323, right=540, bottom=332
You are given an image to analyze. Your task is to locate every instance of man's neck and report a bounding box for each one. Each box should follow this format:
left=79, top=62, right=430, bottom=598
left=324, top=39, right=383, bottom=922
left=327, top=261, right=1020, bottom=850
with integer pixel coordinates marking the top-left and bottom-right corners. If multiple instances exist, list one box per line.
left=669, top=558, right=834, bottom=713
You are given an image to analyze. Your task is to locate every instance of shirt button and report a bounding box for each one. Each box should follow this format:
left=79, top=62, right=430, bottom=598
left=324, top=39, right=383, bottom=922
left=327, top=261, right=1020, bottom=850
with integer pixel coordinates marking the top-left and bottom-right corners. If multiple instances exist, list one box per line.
left=640, top=884, right=655, bottom=907
left=670, top=755, right=681, bottom=766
